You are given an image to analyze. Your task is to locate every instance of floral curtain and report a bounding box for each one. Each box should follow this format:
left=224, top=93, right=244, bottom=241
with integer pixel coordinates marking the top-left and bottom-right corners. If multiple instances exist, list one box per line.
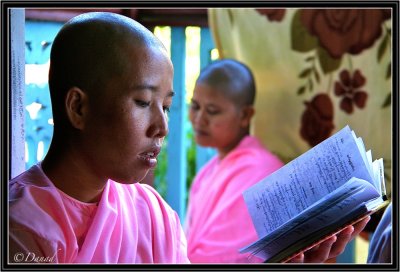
left=208, top=8, right=392, bottom=198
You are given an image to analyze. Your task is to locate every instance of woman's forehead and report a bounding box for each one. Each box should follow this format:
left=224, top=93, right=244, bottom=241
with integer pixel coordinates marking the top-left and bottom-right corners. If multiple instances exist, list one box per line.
left=193, top=83, right=241, bottom=107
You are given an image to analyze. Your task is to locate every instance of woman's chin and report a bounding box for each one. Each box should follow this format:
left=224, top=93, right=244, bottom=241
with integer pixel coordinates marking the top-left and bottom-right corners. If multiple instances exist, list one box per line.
left=195, top=136, right=213, bottom=148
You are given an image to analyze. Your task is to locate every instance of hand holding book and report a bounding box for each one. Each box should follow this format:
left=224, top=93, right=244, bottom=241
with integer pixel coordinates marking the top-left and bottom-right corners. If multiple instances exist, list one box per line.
left=286, top=215, right=370, bottom=263
left=240, top=125, right=388, bottom=263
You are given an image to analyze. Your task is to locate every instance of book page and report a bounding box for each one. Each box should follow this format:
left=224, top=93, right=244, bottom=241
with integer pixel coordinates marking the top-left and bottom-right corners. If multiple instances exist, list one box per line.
left=243, top=126, right=376, bottom=238
left=366, top=150, right=373, bottom=174
left=240, top=178, right=382, bottom=261
left=372, top=158, right=386, bottom=196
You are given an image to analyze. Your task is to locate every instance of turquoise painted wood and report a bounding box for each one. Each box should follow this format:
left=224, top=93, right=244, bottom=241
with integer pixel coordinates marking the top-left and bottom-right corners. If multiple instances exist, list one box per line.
left=24, top=21, right=63, bottom=168
left=166, top=27, right=187, bottom=220
left=195, top=27, right=217, bottom=172
left=24, top=85, right=53, bottom=168
left=25, top=21, right=63, bottom=64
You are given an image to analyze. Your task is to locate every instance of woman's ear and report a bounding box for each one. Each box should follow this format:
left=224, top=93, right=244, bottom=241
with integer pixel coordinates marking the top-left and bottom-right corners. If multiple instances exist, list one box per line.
left=65, top=87, right=88, bottom=130
left=240, top=105, right=255, bottom=128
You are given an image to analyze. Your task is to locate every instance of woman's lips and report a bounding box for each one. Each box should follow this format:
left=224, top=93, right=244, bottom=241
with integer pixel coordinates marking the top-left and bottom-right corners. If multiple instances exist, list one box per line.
left=194, top=129, right=209, bottom=137
left=138, top=147, right=161, bottom=168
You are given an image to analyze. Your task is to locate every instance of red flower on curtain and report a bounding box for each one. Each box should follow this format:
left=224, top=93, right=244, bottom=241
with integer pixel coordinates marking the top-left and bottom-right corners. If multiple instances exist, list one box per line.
left=334, top=69, right=368, bottom=114
left=290, top=8, right=391, bottom=147
left=256, top=9, right=286, bottom=22
left=300, top=9, right=391, bottom=59
left=300, top=94, right=335, bottom=147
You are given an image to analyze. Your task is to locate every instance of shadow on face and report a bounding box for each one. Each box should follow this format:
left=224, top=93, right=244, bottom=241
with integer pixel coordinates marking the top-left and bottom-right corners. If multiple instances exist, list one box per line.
left=49, top=12, right=174, bottom=184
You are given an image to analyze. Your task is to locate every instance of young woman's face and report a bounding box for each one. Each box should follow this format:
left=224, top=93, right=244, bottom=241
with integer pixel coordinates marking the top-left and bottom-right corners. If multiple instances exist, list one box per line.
left=82, top=44, right=174, bottom=184
left=189, top=83, right=246, bottom=157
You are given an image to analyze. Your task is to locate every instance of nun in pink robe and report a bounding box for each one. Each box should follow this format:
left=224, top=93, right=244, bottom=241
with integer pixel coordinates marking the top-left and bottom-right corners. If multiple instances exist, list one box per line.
left=9, top=12, right=189, bottom=264
left=185, top=135, right=283, bottom=263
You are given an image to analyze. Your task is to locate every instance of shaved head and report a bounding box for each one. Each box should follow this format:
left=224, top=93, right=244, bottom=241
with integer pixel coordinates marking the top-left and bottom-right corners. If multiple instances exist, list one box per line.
left=49, top=12, right=166, bottom=125
left=196, top=59, right=256, bottom=107
left=42, top=11, right=175, bottom=191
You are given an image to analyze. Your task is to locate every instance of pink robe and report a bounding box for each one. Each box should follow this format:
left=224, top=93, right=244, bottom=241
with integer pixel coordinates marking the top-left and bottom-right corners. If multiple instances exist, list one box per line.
left=9, top=164, right=189, bottom=263
left=185, top=136, right=283, bottom=263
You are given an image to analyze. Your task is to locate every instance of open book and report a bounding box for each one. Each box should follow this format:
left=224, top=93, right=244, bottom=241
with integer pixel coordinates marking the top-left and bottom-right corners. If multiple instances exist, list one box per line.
left=239, top=125, right=388, bottom=263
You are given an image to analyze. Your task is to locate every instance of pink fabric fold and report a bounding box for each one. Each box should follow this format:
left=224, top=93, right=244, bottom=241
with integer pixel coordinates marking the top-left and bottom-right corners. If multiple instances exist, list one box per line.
left=185, top=136, right=283, bottom=263
left=9, top=164, right=189, bottom=263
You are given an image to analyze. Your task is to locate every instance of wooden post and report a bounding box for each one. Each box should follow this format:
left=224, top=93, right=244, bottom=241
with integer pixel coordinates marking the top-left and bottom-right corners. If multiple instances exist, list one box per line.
left=166, top=27, right=187, bottom=221
left=195, top=27, right=216, bottom=172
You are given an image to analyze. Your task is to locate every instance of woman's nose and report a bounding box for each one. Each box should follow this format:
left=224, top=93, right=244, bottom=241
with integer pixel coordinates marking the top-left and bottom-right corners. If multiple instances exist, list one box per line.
left=148, top=107, right=169, bottom=138
left=194, top=110, right=207, bottom=126
left=190, top=108, right=205, bottom=126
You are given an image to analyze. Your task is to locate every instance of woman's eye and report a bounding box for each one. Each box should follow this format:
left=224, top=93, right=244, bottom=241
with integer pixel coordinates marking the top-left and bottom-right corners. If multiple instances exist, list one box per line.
left=207, top=109, right=219, bottom=115
left=163, top=106, right=171, bottom=113
left=135, top=100, right=150, bottom=108
left=190, top=103, right=199, bottom=111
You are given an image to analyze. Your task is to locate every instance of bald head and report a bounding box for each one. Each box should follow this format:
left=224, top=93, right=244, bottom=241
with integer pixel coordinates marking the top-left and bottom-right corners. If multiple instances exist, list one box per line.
left=196, top=59, right=255, bottom=107
left=49, top=12, right=166, bottom=124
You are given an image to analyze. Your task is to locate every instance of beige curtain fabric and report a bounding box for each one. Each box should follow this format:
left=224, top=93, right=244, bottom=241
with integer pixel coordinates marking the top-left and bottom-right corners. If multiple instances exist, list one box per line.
left=208, top=8, right=392, bottom=197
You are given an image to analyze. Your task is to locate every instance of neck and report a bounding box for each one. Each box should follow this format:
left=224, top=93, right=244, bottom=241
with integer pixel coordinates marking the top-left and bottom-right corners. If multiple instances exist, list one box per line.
left=41, top=142, right=106, bottom=203
left=217, top=131, right=249, bottom=160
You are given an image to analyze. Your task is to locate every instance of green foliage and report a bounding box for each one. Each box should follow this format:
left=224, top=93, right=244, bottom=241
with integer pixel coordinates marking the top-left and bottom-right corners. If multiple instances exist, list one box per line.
left=153, top=137, right=168, bottom=199
left=291, top=10, right=341, bottom=76
left=377, top=33, right=389, bottom=63
left=378, top=25, right=391, bottom=107
left=291, top=10, right=318, bottom=53
left=153, top=105, right=198, bottom=201
left=186, top=127, right=197, bottom=192
left=297, top=54, right=320, bottom=95
left=382, top=92, right=391, bottom=108
left=386, top=62, right=391, bottom=79
left=317, top=46, right=342, bottom=75
left=377, top=26, right=391, bottom=64
left=297, top=85, right=306, bottom=95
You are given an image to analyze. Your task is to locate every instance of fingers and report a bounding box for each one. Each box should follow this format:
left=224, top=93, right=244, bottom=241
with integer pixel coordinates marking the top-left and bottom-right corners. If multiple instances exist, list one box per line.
left=303, top=235, right=337, bottom=263
left=287, top=252, right=304, bottom=263
left=328, top=217, right=370, bottom=258
left=284, top=216, right=371, bottom=264
left=350, top=216, right=370, bottom=240
left=329, top=226, right=353, bottom=258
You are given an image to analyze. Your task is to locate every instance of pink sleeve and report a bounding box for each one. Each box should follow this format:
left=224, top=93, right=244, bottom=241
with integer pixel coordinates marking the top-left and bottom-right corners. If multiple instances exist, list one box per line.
left=187, top=149, right=283, bottom=263
left=188, top=163, right=264, bottom=262
left=9, top=228, right=61, bottom=263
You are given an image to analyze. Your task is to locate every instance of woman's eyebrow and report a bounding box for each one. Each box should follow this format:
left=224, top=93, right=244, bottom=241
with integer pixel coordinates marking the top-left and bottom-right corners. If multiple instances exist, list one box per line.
left=190, top=98, right=219, bottom=108
left=206, top=104, right=219, bottom=108
left=130, top=85, right=175, bottom=97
